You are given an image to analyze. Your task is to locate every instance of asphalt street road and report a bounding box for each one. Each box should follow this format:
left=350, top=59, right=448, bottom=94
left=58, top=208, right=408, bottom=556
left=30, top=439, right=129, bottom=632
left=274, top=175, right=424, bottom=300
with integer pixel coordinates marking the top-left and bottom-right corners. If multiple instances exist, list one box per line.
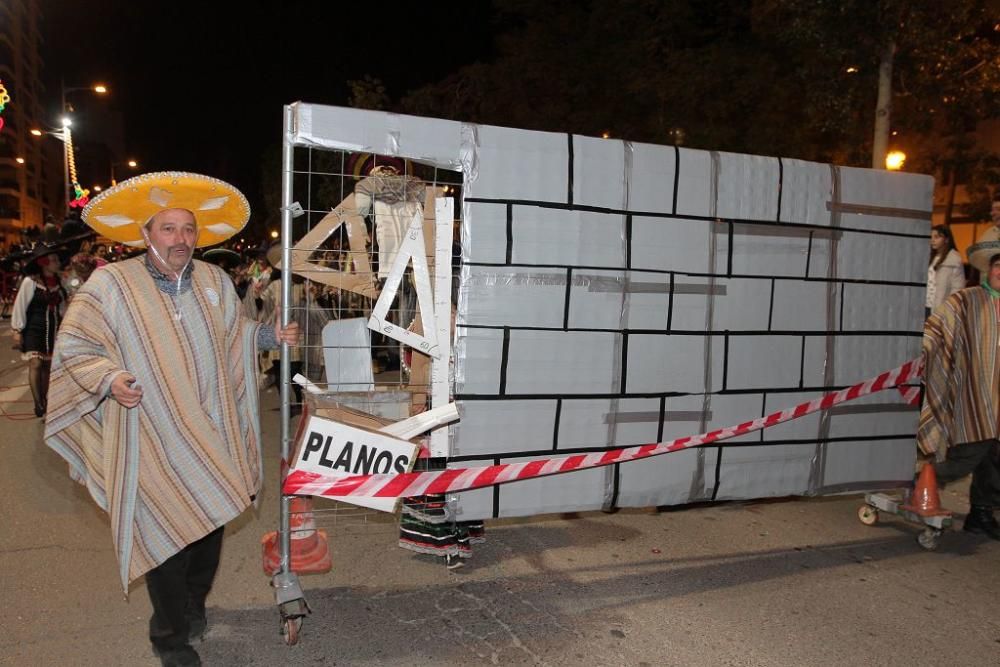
left=2, top=320, right=998, bottom=666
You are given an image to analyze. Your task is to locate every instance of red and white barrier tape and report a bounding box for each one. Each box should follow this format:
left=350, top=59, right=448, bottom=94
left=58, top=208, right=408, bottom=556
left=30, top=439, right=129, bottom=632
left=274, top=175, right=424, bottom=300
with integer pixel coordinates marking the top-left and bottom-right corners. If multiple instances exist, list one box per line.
left=283, top=357, right=924, bottom=499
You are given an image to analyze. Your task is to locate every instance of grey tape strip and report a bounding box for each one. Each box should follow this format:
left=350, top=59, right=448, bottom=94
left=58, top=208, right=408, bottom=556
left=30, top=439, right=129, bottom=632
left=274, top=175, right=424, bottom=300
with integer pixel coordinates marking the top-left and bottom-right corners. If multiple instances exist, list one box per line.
left=602, top=140, right=635, bottom=511
left=812, top=479, right=913, bottom=496
left=826, top=403, right=919, bottom=416
left=826, top=201, right=931, bottom=221
left=810, top=165, right=843, bottom=493
left=588, top=278, right=726, bottom=295
left=603, top=410, right=711, bottom=424
left=727, top=224, right=844, bottom=241
left=696, top=150, right=723, bottom=502
left=464, top=271, right=727, bottom=296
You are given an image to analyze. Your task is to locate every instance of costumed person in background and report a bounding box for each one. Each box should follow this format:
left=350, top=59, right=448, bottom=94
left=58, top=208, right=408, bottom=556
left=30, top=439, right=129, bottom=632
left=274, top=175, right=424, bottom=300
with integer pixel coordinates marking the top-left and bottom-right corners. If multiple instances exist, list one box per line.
left=353, top=156, right=424, bottom=371
left=926, top=225, right=965, bottom=319
left=10, top=242, right=68, bottom=417
left=63, top=251, right=99, bottom=301
left=43, top=173, right=300, bottom=667
left=919, top=231, right=1000, bottom=541
left=968, top=192, right=1000, bottom=277
left=241, top=244, right=271, bottom=319
left=354, top=161, right=424, bottom=282
left=258, top=242, right=312, bottom=410
left=398, top=306, right=484, bottom=568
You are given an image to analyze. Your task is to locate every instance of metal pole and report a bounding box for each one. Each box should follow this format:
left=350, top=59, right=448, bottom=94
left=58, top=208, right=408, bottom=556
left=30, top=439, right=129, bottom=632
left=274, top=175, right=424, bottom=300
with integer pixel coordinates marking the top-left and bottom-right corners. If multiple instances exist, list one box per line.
left=871, top=41, right=895, bottom=170
left=60, top=79, right=70, bottom=213
left=278, top=104, right=295, bottom=573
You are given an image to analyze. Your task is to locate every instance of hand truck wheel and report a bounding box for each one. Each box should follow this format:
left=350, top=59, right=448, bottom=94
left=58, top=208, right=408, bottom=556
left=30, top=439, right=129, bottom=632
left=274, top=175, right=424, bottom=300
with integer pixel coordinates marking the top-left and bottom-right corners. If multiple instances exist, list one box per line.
left=917, top=527, right=941, bottom=551
left=857, top=504, right=879, bottom=526
left=282, top=616, right=302, bottom=646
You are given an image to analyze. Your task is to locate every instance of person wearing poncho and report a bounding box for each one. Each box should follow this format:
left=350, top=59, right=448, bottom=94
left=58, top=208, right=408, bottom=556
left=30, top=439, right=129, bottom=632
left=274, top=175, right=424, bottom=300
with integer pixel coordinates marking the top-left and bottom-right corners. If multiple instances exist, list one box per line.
left=919, top=229, right=1000, bottom=541
left=43, top=173, right=300, bottom=667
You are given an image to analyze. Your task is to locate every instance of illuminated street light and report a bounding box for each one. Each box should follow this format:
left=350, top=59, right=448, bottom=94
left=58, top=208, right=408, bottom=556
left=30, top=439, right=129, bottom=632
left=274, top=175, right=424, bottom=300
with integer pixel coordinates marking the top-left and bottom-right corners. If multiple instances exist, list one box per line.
left=110, top=159, right=139, bottom=185
left=270, top=230, right=279, bottom=239
left=15, top=157, right=25, bottom=164
left=93, top=185, right=103, bottom=192
left=885, top=150, right=906, bottom=171
left=61, top=80, right=110, bottom=209
left=846, top=66, right=859, bottom=74
left=30, top=128, right=42, bottom=137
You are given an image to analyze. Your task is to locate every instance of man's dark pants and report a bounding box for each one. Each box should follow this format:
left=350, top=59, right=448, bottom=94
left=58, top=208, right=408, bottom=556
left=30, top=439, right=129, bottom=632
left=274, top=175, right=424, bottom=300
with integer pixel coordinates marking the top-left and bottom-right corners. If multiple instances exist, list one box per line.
left=934, top=439, right=1000, bottom=507
left=146, top=526, right=225, bottom=652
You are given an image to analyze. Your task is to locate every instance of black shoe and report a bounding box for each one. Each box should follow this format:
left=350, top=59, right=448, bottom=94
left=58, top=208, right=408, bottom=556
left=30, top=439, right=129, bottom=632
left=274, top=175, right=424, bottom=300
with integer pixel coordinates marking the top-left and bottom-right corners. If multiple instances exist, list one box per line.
left=187, top=612, right=207, bottom=644
left=155, top=645, right=201, bottom=667
left=963, top=505, right=1000, bottom=540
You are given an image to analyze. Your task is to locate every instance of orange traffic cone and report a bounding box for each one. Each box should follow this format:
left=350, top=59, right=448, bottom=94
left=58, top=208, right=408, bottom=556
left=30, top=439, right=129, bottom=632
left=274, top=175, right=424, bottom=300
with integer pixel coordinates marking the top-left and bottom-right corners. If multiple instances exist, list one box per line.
left=901, top=462, right=951, bottom=518
left=262, top=496, right=332, bottom=575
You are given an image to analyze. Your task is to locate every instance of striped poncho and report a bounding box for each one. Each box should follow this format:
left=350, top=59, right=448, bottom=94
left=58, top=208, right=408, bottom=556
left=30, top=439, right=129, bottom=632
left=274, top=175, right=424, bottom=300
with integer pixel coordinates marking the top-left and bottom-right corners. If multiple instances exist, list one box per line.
left=918, top=286, right=1000, bottom=462
left=44, top=257, right=263, bottom=590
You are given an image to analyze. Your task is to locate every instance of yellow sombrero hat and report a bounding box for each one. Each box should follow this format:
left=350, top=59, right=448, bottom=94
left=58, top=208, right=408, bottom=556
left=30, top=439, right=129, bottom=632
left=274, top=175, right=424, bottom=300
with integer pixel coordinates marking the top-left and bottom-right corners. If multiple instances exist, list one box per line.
left=81, top=171, right=250, bottom=248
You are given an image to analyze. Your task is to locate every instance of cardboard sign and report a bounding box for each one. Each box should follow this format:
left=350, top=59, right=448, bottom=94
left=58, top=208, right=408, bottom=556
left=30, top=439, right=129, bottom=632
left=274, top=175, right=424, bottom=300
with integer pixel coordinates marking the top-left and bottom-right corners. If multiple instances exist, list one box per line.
left=291, top=415, right=418, bottom=513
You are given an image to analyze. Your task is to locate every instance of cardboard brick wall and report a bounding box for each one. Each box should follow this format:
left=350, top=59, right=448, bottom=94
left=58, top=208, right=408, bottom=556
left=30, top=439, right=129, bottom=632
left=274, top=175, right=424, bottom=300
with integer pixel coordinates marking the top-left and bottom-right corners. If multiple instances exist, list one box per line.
left=288, top=103, right=933, bottom=520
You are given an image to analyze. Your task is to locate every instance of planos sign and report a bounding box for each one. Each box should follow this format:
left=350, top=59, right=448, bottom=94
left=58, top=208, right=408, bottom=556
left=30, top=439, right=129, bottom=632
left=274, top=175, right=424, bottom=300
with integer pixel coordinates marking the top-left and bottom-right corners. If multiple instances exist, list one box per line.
left=291, top=415, right=418, bottom=512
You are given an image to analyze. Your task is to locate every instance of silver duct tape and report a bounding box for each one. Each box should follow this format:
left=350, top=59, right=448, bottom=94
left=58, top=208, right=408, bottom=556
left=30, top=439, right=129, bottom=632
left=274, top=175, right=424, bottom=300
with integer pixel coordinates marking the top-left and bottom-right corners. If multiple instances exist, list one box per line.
left=809, top=164, right=844, bottom=493
left=385, top=113, right=401, bottom=156
left=462, top=271, right=726, bottom=296
left=290, top=103, right=472, bottom=171
left=826, top=403, right=919, bottom=416
left=718, top=224, right=844, bottom=240
left=460, top=198, right=474, bottom=265
left=826, top=201, right=931, bottom=221
left=586, top=277, right=726, bottom=295
left=453, top=263, right=474, bottom=388
left=603, top=410, right=711, bottom=425
left=464, top=271, right=574, bottom=288
left=622, top=141, right=634, bottom=211
left=811, top=479, right=914, bottom=495
left=602, top=139, right=635, bottom=509
left=460, top=123, right=480, bottom=185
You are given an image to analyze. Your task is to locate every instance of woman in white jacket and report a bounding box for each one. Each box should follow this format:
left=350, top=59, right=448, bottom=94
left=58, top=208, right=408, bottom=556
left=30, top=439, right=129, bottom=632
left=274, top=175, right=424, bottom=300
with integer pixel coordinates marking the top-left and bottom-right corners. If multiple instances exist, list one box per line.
left=926, top=225, right=965, bottom=318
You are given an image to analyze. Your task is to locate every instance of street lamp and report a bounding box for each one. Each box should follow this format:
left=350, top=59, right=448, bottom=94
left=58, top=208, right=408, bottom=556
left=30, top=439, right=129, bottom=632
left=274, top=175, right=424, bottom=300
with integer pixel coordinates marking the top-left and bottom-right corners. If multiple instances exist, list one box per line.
left=885, top=150, right=906, bottom=171
left=60, top=81, right=109, bottom=211
left=61, top=82, right=108, bottom=114
left=110, top=159, right=138, bottom=186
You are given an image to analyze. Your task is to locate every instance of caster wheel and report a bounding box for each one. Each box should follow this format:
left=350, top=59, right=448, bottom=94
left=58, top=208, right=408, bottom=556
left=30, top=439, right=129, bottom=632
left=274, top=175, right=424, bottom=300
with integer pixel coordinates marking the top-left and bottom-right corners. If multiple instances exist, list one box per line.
left=282, top=617, right=302, bottom=645
left=857, top=505, right=879, bottom=526
left=917, top=528, right=940, bottom=551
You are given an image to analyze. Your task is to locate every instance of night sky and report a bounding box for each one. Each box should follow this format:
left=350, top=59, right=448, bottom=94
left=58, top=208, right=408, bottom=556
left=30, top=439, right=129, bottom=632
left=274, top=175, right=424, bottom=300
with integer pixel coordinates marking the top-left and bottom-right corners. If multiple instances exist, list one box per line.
left=43, top=1, right=496, bottom=223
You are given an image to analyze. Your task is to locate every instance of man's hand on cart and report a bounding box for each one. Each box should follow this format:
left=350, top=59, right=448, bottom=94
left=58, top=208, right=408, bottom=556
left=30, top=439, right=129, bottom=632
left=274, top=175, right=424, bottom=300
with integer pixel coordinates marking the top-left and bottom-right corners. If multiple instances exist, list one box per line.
left=275, top=312, right=301, bottom=347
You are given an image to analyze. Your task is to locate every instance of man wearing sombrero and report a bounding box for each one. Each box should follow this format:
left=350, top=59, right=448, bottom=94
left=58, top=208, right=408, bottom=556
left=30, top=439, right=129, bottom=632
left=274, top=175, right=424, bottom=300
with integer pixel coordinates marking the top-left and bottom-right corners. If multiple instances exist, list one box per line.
left=919, top=227, right=1000, bottom=541
left=43, top=172, right=300, bottom=666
